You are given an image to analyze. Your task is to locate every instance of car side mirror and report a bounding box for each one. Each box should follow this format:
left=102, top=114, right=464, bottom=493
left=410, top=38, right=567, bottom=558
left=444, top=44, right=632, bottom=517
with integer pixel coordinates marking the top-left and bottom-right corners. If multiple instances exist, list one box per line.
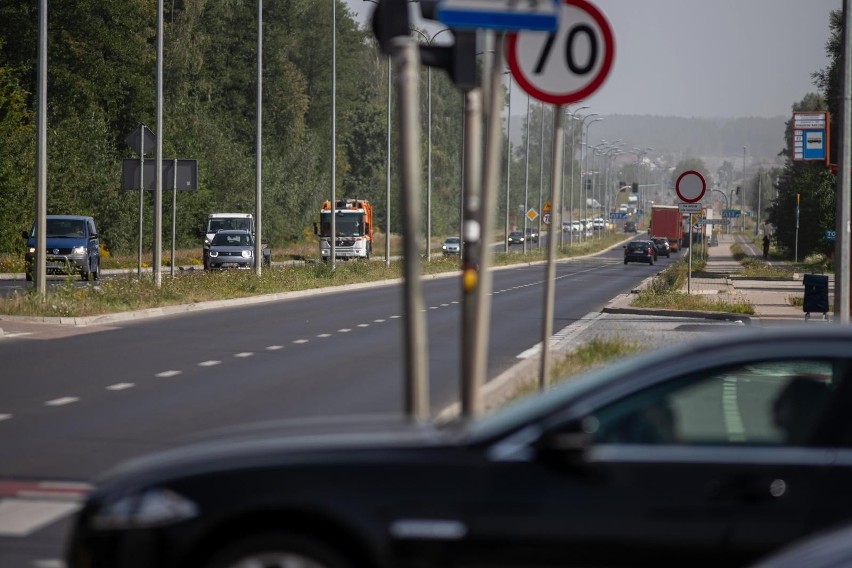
left=534, top=419, right=593, bottom=471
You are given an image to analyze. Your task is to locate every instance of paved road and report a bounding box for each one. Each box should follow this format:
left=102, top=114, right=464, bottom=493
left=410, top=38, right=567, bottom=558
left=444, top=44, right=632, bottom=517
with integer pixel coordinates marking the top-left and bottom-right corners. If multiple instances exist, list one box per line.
left=0, top=241, right=674, bottom=567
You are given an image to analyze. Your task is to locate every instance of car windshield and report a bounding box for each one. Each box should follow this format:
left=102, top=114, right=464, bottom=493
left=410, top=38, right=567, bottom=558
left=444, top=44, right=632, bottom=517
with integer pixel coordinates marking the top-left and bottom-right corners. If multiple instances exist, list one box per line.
left=628, top=242, right=648, bottom=250
left=212, top=232, right=252, bottom=246
left=444, top=237, right=459, bottom=244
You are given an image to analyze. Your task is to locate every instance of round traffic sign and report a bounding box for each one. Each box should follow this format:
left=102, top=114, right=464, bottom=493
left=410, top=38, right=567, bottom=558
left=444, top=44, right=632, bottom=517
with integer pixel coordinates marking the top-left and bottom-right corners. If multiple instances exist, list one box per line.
left=507, top=0, right=615, bottom=105
left=675, top=170, right=706, bottom=203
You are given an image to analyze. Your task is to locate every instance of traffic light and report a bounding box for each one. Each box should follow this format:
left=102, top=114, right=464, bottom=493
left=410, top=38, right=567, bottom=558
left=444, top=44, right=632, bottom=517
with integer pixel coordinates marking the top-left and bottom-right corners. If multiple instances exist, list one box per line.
left=632, top=182, right=639, bottom=193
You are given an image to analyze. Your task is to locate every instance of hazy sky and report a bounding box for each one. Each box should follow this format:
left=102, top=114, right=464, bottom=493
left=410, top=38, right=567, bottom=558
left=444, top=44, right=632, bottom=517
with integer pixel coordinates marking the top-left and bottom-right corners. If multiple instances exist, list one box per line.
left=345, top=0, right=839, bottom=119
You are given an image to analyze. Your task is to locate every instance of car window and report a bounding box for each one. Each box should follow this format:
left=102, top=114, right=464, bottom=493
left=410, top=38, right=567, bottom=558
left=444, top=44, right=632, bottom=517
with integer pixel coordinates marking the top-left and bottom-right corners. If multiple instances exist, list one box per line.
left=628, top=242, right=646, bottom=250
left=588, top=359, right=839, bottom=447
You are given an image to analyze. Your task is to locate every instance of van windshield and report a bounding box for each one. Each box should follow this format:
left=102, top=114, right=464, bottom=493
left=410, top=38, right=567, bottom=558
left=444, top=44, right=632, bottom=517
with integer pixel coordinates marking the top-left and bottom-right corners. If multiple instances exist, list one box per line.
left=207, top=218, right=251, bottom=233
left=41, top=219, right=87, bottom=238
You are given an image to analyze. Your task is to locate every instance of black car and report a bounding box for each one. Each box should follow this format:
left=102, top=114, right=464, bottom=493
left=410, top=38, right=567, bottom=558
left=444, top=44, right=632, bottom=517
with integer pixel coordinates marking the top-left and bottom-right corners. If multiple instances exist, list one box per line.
left=66, top=327, right=852, bottom=568
left=507, top=231, right=525, bottom=246
left=650, top=236, right=672, bottom=258
left=623, top=220, right=637, bottom=233
left=624, top=239, right=656, bottom=264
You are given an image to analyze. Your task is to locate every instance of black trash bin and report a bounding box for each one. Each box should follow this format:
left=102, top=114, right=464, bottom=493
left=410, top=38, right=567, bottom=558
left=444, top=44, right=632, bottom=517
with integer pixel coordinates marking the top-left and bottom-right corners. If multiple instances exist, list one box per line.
left=802, top=274, right=829, bottom=320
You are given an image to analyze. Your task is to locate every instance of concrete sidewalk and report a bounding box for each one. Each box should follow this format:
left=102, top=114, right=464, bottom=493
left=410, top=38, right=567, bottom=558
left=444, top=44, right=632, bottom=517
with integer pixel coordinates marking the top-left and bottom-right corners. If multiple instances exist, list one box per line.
left=604, top=233, right=828, bottom=325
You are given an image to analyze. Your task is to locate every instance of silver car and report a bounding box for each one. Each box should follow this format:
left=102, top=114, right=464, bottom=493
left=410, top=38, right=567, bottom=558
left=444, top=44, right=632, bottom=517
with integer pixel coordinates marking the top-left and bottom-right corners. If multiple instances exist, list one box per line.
left=442, top=236, right=461, bottom=256
left=206, top=230, right=255, bottom=270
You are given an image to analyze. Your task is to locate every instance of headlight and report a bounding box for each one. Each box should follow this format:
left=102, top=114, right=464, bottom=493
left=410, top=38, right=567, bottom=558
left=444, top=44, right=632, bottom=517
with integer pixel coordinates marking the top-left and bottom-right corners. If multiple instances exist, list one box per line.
left=28, top=247, right=36, bottom=254
left=91, top=488, right=199, bottom=530
left=241, top=250, right=252, bottom=258
left=209, top=251, right=219, bottom=257
left=71, top=246, right=86, bottom=255
left=204, top=238, right=210, bottom=246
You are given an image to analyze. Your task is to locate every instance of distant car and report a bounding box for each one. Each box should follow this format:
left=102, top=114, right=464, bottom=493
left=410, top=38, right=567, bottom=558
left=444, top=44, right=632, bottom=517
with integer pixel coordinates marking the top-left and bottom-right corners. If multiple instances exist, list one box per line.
left=649, top=236, right=671, bottom=258
left=624, top=240, right=656, bottom=265
left=65, top=326, right=852, bottom=568
left=206, top=230, right=255, bottom=270
left=524, top=227, right=539, bottom=243
left=624, top=220, right=637, bottom=233
left=507, top=231, right=525, bottom=246
left=441, top=236, right=461, bottom=256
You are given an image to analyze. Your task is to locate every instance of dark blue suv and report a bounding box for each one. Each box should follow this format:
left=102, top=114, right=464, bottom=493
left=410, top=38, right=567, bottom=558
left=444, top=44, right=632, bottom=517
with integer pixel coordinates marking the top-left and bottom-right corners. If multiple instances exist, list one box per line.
left=23, top=215, right=101, bottom=281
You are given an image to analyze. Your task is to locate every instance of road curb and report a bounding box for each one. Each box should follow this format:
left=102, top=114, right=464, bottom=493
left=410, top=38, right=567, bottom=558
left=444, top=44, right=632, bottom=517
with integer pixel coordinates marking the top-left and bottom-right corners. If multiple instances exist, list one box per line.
left=601, top=305, right=754, bottom=324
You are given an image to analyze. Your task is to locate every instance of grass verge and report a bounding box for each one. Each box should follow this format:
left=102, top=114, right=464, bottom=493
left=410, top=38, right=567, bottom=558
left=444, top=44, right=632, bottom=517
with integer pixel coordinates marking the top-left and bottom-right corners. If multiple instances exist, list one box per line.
left=630, top=254, right=754, bottom=315
left=508, top=336, right=646, bottom=403
left=0, top=231, right=630, bottom=317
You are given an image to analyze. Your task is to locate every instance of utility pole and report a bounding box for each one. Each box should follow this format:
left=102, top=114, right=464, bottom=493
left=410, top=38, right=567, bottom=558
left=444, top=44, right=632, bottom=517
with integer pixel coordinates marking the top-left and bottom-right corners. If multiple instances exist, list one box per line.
left=836, top=0, right=851, bottom=323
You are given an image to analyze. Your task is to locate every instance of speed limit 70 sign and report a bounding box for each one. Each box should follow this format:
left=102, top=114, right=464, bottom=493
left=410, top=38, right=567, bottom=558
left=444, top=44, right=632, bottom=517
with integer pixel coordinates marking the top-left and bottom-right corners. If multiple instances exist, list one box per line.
left=507, top=0, right=614, bottom=105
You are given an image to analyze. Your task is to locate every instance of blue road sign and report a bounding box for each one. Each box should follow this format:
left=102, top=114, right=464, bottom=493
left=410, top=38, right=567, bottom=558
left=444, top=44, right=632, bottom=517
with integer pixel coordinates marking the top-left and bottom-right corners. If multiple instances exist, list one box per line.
left=722, top=209, right=741, bottom=218
left=825, top=230, right=837, bottom=242
left=436, top=0, right=559, bottom=31
left=609, top=212, right=628, bottom=220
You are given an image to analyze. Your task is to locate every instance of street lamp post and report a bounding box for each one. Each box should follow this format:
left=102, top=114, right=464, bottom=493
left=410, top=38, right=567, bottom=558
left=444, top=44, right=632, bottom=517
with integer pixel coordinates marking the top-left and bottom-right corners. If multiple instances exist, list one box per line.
left=523, top=93, right=530, bottom=254
left=363, top=0, right=393, bottom=265
left=504, top=72, right=512, bottom=253
left=411, top=27, right=452, bottom=261
left=742, top=145, right=747, bottom=233
left=582, top=116, right=603, bottom=240
left=565, top=107, right=588, bottom=246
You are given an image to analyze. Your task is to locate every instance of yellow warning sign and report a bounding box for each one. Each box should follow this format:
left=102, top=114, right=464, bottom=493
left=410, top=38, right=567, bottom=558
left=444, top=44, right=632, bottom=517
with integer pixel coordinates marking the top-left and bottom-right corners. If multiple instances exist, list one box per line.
left=543, top=200, right=552, bottom=212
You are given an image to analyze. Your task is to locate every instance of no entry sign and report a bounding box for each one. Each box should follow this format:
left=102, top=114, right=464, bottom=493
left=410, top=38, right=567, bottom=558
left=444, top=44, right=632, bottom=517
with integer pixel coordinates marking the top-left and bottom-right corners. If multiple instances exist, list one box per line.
left=675, top=170, right=706, bottom=203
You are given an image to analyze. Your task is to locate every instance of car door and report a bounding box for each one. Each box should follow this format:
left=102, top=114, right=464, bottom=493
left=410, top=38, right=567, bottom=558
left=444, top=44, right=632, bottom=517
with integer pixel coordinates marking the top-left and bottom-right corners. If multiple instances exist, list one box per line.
left=467, top=358, right=845, bottom=567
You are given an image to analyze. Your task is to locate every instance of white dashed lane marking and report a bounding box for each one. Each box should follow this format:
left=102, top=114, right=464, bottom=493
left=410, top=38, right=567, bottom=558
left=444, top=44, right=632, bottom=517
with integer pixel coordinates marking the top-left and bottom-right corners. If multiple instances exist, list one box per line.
left=338, top=328, right=351, bottom=333
left=155, top=370, right=182, bottom=378
left=317, top=334, right=331, bottom=338
left=234, top=352, right=254, bottom=358
left=106, top=383, right=134, bottom=391
left=266, top=345, right=284, bottom=350
left=357, top=324, right=370, bottom=328
left=0, top=414, right=11, bottom=422
left=198, top=360, right=221, bottom=367
left=293, top=339, right=309, bottom=344
left=44, top=398, right=78, bottom=407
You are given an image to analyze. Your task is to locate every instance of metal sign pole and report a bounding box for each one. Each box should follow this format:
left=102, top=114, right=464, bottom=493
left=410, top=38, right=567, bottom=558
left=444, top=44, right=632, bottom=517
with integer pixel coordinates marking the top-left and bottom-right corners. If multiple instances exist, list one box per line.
left=688, top=218, right=693, bottom=294
left=540, top=105, right=564, bottom=391
left=171, top=158, right=177, bottom=278
left=394, top=37, right=429, bottom=420
left=461, top=87, right=483, bottom=418
left=470, top=32, right=506, bottom=413
left=138, top=135, right=144, bottom=278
